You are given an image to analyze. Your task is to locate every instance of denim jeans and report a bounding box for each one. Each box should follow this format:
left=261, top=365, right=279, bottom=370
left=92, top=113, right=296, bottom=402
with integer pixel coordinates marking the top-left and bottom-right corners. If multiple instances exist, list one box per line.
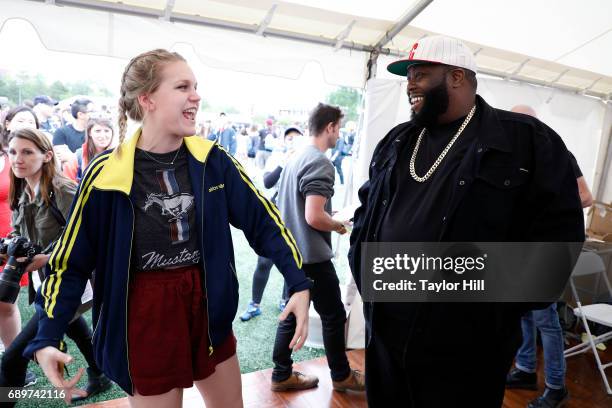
left=271, top=260, right=350, bottom=382
left=515, top=303, right=566, bottom=389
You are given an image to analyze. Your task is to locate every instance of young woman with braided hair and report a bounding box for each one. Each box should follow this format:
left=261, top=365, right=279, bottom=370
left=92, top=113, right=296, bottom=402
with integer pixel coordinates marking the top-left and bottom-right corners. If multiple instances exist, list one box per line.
left=26, top=49, right=311, bottom=407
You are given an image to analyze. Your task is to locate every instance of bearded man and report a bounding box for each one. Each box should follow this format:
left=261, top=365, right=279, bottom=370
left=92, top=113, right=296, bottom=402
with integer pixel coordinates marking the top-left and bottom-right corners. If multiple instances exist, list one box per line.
left=348, top=36, right=584, bottom=407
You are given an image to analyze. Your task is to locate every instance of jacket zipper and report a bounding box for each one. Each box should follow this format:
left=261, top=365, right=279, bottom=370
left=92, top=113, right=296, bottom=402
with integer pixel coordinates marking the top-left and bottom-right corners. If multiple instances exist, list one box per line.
left=91, top=301, right=104, bottom=341
left=200, top=150, right=214, bottom=356
left=125, top=195, right=136, bottom=393
left=229, top=262, right=237, bottom=279
left=90, top=186, right=135, bottom=393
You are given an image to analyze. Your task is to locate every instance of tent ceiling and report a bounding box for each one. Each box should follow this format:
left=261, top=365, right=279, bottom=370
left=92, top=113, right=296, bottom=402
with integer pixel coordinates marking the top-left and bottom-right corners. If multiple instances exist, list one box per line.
left=5, top=0, right=612, bottom=97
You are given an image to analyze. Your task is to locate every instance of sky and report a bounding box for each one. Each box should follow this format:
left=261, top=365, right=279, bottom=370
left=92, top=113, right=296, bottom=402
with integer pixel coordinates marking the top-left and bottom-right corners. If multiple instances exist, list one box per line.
left=0, top=18, right=339, bottom=117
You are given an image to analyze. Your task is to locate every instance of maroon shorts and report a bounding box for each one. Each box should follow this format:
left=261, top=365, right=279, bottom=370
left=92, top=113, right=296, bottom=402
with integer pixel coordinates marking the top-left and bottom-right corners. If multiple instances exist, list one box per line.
left=127, top=265, right=236, bottom=396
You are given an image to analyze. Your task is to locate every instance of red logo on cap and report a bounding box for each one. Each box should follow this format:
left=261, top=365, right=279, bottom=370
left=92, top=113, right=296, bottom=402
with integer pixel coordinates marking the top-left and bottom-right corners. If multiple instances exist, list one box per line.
left=408, top=43, right=419, bottom=60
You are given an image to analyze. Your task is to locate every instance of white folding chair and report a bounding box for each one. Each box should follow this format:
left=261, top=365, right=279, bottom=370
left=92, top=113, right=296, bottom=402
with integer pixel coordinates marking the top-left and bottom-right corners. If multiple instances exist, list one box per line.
left=564, top=251, right=612, bottom=394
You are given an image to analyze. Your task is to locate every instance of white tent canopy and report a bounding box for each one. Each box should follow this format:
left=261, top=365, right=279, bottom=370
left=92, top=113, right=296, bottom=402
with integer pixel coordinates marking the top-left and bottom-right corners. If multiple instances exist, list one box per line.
left=2, top=0, right=612, bottom=97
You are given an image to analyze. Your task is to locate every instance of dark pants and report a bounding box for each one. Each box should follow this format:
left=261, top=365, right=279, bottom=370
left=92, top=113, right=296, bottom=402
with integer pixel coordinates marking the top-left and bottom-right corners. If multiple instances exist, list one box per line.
left=272, top=260, right=350, bottom=382
left=0, top=312, right=101, bottom=388
left=251, top=256, right=288, bottom=305
left=333, top=156, right=345, bottom=185
left=366, top=312, right=514, bottom=408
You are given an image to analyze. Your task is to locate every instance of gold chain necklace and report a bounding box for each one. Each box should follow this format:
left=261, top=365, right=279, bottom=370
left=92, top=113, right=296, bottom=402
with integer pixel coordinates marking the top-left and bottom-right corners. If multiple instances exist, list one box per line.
left=409, top=105, right=476, bottom=183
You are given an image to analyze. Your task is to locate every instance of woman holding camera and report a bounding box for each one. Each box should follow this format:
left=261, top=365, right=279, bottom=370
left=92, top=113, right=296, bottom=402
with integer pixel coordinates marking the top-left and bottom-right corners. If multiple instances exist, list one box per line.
left=0, top=106, right=39, bottom=355
left=0, top=128, right=111, bottom=403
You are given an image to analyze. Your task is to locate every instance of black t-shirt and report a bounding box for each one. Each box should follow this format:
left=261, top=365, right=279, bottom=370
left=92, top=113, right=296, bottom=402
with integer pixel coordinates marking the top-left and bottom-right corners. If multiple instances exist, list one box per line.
left=131, top=144, right=200, bottom=271
left=52, top=124, right=85, bottom=153
left=378, top=110, right=480, bottom=242
left=568, top=151, right=582, bottom=178
left=258, top=128, right=276, bottom=151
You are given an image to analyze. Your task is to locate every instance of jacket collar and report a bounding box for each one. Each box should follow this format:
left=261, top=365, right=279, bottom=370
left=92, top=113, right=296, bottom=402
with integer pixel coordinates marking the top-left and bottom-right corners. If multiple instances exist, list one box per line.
left=18, top=186, right=43, bottom=207
left=474, top=95, right=512, bottom=153
left=92, top=128, right=215, bottom=194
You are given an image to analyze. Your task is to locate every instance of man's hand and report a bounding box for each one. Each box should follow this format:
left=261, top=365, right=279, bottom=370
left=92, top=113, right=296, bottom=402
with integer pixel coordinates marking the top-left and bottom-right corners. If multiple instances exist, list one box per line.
left=278, top=289, right=310, bottom=352
left=334, top=222, right=348, bottom=235
left=34, top=346, right=87, bottom=404
left=20, top=254, right=51, bottom=273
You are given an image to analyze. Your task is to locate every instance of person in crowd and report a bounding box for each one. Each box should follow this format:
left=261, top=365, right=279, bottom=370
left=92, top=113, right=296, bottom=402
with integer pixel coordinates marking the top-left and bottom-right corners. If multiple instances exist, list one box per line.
left=330, top=131, right=347, bottom=185
left=240, top=127, right=302, bottom=321
left=344, top=121, right=356, bottom=149
left=348, top=35, right=584, bottom=407
left=197, top=120, right=212, bottom=140
left=2, top=106, right=38, bottom=149
left=0, top=106, right=39, bottom=372
left=505, top=104, right=592, bottom=408
left=0, top=128, right=111, bottom=404
left=59, top=108, right=73, bottom=127
left=256, top=118, right=276, bottom=169
left=63, top=117, right=115, bottom=182
left=26, top=49, right=311, bottom=407
left=235, top=126, right=250, bottom=164
left=271, top=103, right=364, bottom=393
left=53, top=98, right=95, bottom=166
left=32, top=95, right=60, bottom=137
left=246, top=124, right=260, bottom=168
left=217, top=115, right=237, bottom=156
left=0, top=138, right=15, bottom=352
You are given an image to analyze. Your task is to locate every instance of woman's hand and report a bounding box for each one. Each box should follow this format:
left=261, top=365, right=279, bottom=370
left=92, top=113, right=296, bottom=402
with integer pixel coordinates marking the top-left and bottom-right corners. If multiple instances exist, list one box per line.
left=34, top=346, right=87, bottom=404
left=278, top=289, right=310, bottom=352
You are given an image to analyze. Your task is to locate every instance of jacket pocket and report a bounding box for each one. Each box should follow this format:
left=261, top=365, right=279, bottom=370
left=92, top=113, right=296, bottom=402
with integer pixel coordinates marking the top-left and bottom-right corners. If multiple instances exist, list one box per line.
left=472, top=166, right=530, bottom=234
left=476, top=166, right=529, bottom=190
left=35, top=212, right=61, bottom=247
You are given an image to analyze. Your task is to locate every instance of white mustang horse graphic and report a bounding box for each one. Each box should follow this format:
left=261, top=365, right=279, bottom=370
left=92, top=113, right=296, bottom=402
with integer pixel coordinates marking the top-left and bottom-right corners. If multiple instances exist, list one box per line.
left=144, top=193, right=195, bottom=222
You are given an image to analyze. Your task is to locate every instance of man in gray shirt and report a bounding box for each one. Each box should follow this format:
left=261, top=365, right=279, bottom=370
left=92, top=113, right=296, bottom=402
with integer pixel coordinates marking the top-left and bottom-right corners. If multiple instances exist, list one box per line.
left=270, top=103, right=364, bottom=393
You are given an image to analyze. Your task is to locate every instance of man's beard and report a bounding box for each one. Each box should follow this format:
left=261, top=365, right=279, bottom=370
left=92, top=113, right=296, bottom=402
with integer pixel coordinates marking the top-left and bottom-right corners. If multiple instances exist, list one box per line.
left=411, top=81, right=450, bottom=128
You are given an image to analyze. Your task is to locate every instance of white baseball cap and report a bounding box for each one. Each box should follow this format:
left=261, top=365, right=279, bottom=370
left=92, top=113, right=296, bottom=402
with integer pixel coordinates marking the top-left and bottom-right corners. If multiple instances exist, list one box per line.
left=387, top=35, right=478, bottom=77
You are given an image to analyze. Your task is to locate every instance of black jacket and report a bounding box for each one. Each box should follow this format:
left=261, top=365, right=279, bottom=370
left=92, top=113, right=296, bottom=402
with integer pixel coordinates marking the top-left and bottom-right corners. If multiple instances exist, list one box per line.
left=348, top=95, right=584, bottom=360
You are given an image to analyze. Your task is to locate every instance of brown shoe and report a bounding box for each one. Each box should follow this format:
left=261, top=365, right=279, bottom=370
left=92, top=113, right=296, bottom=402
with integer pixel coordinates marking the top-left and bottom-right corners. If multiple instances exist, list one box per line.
left=332, top=369, right=365, bottom=392
left=271, top=371, right=319, bottom=391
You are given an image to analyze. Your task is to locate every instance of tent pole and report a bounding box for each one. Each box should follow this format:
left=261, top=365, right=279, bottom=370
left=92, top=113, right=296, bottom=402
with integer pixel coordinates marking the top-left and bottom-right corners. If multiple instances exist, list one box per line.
left=372, top=0, right=434, bottom=50
left=255, top=4, right=277, bottom=36
left=593, top=104, right=612, bottom=201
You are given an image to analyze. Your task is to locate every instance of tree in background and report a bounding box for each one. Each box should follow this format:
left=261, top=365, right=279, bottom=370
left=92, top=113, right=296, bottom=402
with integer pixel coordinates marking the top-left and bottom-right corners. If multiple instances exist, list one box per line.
left=0, top=72, right=113, bottom=105
left=325, top=86, right=362, bottom=123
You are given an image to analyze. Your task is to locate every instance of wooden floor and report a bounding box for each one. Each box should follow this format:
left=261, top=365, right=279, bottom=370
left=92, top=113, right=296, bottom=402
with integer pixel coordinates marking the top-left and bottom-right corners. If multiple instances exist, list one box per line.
left=502, top=340, right=612, bottom=408
left=83, top=346, right=611, bottom=408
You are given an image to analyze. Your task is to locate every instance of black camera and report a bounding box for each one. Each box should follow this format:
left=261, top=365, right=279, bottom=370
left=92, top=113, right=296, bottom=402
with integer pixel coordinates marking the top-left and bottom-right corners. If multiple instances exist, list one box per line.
left=0, top=237, right=42, bottom=304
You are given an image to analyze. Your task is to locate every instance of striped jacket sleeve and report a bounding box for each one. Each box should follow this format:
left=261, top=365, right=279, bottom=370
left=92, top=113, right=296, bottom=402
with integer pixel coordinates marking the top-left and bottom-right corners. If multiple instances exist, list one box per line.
left=220, top=148, right=311, bottom=294
left=23, top=154, right=108, bottom=359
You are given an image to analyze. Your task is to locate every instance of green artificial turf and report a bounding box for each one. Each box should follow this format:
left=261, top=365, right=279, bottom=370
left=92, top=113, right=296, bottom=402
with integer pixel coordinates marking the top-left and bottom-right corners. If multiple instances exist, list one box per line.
left=9, top=161, right=353, bottom=407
